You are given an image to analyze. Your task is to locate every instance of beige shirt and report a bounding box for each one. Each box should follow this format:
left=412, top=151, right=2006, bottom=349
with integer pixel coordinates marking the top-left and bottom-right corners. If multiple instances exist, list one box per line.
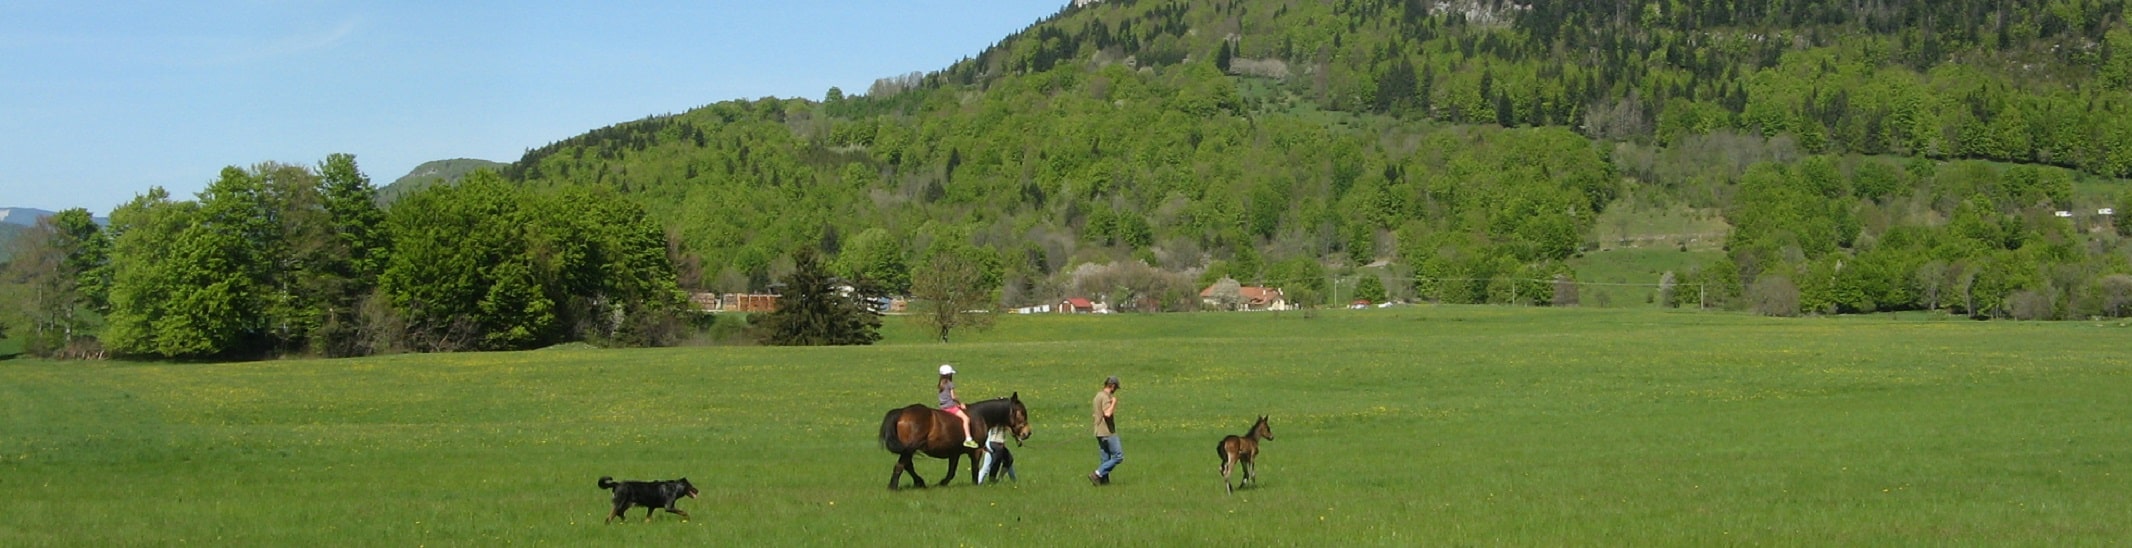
left=1092, top=389, right=1116, bottom=437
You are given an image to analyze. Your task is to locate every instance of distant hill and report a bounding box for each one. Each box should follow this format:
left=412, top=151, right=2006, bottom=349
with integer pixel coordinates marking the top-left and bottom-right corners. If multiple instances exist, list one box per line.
left=0, top=207, right=113, bottom=263
left=379, top=158, right=506, bottom=204
left=0, top=222, right=23, bottom=262
left=0, top=207, right=56, bottom=227
left=0, top=208, right=47, bottom=263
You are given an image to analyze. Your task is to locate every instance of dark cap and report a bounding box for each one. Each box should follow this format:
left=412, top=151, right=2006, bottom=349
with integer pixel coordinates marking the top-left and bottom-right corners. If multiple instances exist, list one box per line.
left=1104, top=375, right=1120, bottom=387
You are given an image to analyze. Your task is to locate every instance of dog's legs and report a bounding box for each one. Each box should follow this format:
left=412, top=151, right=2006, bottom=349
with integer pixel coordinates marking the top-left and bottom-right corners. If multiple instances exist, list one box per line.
left=665, top=507, right=691, bottom=521
left=607, top=503, right=630, bottom=524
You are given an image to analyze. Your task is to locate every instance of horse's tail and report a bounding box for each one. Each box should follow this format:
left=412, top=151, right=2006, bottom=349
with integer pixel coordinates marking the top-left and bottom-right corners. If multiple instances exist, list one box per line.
left=1216, top=437, right=1229, bottom=461
left=880, top=407, right=911, bottom=454
left=598, top=476, right=618, bottom=490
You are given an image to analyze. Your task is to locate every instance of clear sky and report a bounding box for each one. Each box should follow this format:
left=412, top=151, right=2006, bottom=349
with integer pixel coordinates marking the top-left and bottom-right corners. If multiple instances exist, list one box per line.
left=0, top=1, right=1066, bottom=214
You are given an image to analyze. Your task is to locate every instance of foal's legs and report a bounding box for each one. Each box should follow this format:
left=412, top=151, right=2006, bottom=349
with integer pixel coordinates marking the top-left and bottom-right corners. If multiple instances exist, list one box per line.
left=1222, top=451, right=1238, bottom=494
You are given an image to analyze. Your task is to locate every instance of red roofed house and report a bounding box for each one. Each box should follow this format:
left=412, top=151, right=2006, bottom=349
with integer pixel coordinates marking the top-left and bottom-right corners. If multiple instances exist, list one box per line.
left=1059, top=297, right=1097, bottom=314
left=1235, top=286, right=1290, bottom=311
left=1199, top=278, right=1291, bottom=311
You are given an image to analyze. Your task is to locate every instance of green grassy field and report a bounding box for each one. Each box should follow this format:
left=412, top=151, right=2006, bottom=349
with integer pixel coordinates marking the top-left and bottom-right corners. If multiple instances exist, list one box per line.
left=4, top=307, right=2130, bottom=544
left=1570, top=247, right=1725, bottom=308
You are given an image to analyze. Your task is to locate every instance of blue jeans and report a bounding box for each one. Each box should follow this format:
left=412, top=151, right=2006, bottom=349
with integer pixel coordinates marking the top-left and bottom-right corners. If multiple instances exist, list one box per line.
left=980, top=441, right=1015, bottom=483
left=1094, top=436, right=1123, bottom=479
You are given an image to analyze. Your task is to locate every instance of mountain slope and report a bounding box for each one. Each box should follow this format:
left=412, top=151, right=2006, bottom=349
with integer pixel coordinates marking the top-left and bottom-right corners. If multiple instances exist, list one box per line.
left=488, top=0, right=2132, bottom=316
left=379, top=158, right=506, bottom=204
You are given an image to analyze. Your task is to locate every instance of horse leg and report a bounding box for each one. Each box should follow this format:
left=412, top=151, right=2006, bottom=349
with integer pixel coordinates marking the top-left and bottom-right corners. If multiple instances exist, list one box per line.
left=894, top=451, right=928, bottom=489
left=1222, top=452, right=1236, bottom=494
left=889, top=453, right=906, bottom=490
left=1243, top=454, right=1256, bottom=487
left=906, top=452, right=929, bottom=488
left=941, top=453, right=960, bottom=485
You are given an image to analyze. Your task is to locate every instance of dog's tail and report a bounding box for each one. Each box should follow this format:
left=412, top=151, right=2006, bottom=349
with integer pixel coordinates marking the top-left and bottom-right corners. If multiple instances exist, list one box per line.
left=598, top=476, right=618, bottom=490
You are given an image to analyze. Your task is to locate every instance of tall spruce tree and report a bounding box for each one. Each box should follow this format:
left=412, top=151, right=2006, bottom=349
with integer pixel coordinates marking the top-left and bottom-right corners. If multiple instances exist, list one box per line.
left=754, top=246, right=881, bottom=346
left=316, top=153, right=389, bottom=356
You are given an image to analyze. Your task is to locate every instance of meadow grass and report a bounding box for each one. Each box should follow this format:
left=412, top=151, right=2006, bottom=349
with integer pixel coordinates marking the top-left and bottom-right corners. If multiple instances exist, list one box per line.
left=1569, top=247, right=1724, bottom=308
left=4, top=307, right=2130, bottom=545
left=1588, top=201, right=1730, bottom=252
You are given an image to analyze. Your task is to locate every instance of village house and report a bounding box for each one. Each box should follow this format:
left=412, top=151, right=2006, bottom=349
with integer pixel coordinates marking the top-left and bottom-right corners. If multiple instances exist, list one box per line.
left=690, top=292, right=781, bottom=313
left=1199, top=278, right=1291, bottom=311
left=1059, top=297, right=1098, bottom=314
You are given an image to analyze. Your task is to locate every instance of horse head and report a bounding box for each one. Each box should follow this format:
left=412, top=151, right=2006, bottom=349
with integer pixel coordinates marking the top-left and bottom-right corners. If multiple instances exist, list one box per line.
left=1008, top=392, right=1032, bottom=445
left=1255, top=415, right=1273, bottom=441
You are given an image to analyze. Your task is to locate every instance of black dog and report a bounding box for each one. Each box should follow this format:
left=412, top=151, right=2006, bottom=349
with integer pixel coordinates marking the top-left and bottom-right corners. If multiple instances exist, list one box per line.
left=597, top=476, right=698, bottom=523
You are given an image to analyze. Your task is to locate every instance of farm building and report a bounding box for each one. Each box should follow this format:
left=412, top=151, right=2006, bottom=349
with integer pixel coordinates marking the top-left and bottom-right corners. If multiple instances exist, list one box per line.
left=690, top=293, right=780, bottom=313
left=1199, top=278, right=1291, bottom=311
left=1059, top=297, right=1098, bottom=314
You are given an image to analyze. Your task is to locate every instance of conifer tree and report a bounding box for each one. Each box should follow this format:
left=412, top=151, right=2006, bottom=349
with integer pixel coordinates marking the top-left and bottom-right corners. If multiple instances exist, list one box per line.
left=754, top=247, right=881, bottom=346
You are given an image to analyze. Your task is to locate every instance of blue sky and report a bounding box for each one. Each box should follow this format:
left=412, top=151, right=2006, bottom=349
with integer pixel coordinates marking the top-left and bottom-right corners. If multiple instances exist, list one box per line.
left=0, top=0, right=1065, bottom=213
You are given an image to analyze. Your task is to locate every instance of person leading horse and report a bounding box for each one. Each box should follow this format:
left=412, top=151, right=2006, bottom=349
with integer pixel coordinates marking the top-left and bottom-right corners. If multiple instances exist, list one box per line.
left=879, top=393, right=1029, bottom=489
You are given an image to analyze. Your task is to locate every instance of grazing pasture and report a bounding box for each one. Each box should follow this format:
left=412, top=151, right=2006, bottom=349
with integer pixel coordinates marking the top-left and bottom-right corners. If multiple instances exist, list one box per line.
left=3, top=307, right=2129, bottom=544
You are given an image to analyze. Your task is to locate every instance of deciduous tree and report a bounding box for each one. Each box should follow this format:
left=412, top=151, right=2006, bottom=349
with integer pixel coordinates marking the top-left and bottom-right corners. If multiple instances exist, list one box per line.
left=909, top=250, right=998, bottom=343
left=2, top=209, right=108, bottom=357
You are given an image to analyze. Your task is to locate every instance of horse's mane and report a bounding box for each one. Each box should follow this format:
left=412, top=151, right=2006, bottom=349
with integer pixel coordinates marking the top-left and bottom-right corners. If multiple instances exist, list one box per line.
left=965, top=397, right=1016, bottom=426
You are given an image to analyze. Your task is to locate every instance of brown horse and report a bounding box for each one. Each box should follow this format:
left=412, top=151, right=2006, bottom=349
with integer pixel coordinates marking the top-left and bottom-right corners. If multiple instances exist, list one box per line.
left=879, top=393, right=1029, bottom=490
left=1217, top=415, right=1273, bottom=494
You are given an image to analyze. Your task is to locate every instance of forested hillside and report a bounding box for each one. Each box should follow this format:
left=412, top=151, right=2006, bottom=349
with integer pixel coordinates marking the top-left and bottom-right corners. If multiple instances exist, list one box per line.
left=504, top=0, right=2132, bottom=319
left=11, top=0, right=2132, bottom=361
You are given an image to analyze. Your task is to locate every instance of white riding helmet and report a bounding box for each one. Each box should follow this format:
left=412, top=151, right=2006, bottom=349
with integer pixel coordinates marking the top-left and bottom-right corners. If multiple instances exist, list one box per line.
left=939, top=364, right=956, bottom=376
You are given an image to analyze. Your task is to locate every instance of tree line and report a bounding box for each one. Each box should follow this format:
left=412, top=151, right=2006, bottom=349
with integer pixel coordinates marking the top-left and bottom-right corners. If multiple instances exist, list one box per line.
left=1, top=155, right=695, bottom=359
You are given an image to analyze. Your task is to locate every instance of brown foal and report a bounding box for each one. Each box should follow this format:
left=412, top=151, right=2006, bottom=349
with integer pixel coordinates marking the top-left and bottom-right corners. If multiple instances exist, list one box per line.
left=1217, top=415, right=1273, bottom=494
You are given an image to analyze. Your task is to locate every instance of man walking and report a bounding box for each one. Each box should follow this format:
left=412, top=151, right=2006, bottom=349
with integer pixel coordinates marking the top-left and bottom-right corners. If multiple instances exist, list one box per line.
left=1090, top=375, right=1122, bottom=486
